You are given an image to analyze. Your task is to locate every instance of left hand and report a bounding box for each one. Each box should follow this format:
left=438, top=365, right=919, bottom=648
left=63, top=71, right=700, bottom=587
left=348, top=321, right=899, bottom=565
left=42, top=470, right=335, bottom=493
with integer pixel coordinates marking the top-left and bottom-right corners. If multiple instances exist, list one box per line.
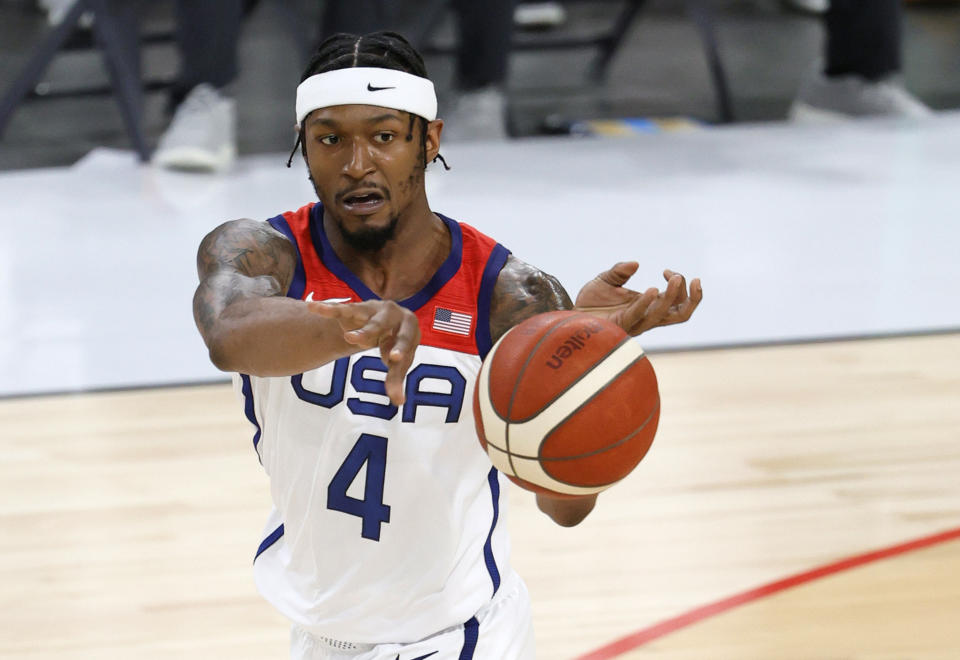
left=574, top=262, right=702, bottom=336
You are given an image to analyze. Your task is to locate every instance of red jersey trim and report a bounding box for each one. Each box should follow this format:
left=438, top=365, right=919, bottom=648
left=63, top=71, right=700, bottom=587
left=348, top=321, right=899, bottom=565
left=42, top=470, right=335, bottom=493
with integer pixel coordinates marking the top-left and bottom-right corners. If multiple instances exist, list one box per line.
left=267, top=203, right=510, bottom=357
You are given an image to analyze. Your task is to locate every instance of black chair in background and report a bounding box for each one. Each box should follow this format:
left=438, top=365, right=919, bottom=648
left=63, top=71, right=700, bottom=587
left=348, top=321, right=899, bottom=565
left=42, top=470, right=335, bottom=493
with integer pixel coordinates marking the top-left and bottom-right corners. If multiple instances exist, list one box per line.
left=0, top=0, right=152, bottom=159
left=411, top=0, right=735, bottom=123
left=0, top=0, right=307, bottom=161
left=0, top=0, right=735, bottom=162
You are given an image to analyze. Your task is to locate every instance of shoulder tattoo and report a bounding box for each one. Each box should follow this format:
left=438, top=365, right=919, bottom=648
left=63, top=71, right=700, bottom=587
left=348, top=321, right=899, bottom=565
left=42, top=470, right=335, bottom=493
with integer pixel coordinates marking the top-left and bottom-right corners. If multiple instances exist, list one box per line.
left=197, top=218, right=296, bottom=285
left=489, top=255, right=573, bottom=343
left=193, top=219, right=297, bottom=338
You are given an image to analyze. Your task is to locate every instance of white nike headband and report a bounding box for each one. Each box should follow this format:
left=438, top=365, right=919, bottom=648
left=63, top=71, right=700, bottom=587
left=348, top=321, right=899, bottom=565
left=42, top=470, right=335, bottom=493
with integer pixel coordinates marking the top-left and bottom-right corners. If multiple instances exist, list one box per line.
left=296, top=67, right=438, bottom=125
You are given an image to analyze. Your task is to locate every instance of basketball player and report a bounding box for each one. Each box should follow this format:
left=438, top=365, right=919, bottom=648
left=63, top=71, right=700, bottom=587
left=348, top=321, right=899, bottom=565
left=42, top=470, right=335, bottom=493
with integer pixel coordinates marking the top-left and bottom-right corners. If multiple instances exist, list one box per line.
left=192, top=32, right=701, bottom=660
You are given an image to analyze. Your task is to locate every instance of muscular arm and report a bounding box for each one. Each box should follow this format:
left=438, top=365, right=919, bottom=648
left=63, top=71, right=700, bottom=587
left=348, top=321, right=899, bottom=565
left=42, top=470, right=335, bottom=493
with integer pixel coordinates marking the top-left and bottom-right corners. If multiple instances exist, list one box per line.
left=488, top=256, right=598, bottom=527
left=193, top=218, right=361, bottom=376
left=488, top=255, right=573, bottom=343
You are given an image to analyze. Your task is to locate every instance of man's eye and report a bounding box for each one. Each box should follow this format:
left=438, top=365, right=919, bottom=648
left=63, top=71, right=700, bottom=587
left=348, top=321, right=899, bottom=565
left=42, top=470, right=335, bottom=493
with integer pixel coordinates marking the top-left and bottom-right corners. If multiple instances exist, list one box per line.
left=319, top=135, right=340, bottom=145
left=374, top=132, right=394, bottom=143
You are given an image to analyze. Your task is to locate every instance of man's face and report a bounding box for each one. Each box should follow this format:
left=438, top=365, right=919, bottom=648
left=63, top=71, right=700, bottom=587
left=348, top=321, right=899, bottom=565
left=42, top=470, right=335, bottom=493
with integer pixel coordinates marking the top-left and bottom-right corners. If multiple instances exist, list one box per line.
left=303, top=104, right=441, bottom=251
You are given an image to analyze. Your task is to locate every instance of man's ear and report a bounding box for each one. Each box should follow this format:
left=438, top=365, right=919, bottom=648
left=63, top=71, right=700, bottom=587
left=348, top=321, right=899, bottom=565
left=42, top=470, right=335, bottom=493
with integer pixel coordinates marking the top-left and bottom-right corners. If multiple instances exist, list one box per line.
left=425, top=119, right=443, bottom=163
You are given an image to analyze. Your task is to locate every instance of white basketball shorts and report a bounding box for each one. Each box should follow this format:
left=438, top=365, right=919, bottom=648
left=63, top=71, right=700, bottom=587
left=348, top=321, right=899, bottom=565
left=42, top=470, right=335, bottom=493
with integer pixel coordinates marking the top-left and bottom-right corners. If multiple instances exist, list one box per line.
left=289, top=573, right=535, bottom=660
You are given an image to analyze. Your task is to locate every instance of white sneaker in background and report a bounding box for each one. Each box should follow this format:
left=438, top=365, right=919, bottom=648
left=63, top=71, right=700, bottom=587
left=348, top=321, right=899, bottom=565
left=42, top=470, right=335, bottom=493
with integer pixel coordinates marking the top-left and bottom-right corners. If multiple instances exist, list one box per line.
left=152, top=84, right=237, bottom=173
left=514, top=2, right=567, bottom=29
left=38, top=0, right=93, bottom=27
left=789, top=71, right=933, bottom=122
left=441, top=86, right=509, bottom=142
left=782, top=0, right=829, bottom=14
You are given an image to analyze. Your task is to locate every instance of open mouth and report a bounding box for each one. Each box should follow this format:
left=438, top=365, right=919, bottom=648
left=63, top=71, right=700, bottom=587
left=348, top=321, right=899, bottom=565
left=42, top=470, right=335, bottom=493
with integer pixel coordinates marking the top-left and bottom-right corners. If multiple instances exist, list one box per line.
left=341, top=190, right=386, bottom=215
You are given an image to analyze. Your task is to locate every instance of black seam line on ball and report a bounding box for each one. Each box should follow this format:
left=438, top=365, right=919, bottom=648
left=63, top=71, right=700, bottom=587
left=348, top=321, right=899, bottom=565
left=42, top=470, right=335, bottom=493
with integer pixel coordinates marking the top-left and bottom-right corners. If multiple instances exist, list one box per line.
left=485, top=351, right=653, bottom=460
left=487, top=393, right=659, bottom=481
left=509, top=334, right=636, bottom=425
left=503, top=313, right=584, bottom=477
left=540, top=394, right=659, bottom=467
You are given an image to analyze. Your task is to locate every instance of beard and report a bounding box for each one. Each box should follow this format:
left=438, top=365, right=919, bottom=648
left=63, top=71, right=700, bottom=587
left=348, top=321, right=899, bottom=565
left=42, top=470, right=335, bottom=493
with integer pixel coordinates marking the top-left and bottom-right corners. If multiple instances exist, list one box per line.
left=309, top=171, right=399, bottom=252
left=338, top=213, right=400, bottom=252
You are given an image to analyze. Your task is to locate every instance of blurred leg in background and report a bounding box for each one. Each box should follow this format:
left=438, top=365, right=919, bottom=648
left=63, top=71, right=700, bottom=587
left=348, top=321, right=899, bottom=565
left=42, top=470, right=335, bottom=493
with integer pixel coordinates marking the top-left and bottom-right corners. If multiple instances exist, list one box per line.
left=443, top=0, right=518, bottom=140
left=37, top=0, right=93, bottom=26
left=790, top=0, right=932, bottom=120
left=153, top=0, right=245, bottom=172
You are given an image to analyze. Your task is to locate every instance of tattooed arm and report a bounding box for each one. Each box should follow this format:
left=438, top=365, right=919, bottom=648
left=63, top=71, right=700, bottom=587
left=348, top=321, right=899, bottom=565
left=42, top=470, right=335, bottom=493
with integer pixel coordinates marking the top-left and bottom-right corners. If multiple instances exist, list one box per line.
left=489, top=256, right=598, bottom=527
left=193, top=219, right=420, bottom=402
left=194, top=218, right=346, bottom=375
left=488, top=255, right=573, bottom=343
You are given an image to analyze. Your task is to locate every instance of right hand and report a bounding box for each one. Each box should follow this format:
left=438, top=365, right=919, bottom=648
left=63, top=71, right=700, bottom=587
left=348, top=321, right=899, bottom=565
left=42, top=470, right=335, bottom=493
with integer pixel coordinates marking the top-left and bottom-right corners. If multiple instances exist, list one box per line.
left=574, top=263, right=702, bottom=337
left=308, top=300, right=421, bottom=406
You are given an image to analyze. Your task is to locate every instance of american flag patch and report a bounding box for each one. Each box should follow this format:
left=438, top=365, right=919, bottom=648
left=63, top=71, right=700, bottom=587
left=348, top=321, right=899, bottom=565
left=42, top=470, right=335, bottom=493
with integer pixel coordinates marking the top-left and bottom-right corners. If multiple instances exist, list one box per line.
left=433, top=306, right=472, bottom=336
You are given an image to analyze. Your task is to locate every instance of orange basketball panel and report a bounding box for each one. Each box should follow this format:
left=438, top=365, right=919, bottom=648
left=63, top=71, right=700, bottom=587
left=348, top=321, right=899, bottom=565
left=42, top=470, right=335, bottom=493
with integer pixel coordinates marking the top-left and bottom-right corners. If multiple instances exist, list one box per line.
left=539, top=356, right=657, bottom=456
left=498, top=313, right=628, bottom=421
left=542, top=401, right=659, bottom=487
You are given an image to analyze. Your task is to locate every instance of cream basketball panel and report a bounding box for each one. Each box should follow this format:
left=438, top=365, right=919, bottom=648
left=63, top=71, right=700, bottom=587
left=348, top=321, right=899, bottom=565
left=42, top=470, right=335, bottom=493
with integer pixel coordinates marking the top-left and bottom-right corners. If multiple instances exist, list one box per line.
left=475, top=335, right=508, bottom=446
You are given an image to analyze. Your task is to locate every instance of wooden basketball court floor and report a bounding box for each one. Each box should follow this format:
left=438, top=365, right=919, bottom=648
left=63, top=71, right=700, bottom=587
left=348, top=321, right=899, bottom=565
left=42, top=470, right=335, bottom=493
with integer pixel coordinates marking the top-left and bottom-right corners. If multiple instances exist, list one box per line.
left=1, top=334, right=958, bottom=658
left=1, top=116, right=959, bottom=658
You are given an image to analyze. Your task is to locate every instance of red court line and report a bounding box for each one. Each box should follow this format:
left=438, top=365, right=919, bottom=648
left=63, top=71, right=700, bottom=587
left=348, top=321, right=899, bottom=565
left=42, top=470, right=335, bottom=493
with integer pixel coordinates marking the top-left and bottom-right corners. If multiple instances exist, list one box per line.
left=575, top=526, right=960, bottom=660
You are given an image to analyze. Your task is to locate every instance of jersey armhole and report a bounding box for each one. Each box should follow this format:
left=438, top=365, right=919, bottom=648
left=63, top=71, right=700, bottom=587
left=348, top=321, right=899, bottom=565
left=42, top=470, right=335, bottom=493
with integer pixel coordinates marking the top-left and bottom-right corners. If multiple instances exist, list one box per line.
left=267, top=214, right=307, bottom=300
left=474, top=244, right=511, bottom=359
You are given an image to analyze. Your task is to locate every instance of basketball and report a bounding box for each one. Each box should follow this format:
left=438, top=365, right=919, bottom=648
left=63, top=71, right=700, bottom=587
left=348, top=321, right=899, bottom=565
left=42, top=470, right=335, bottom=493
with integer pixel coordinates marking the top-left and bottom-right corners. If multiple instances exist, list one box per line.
left=473, top=310, right=660, bottom=498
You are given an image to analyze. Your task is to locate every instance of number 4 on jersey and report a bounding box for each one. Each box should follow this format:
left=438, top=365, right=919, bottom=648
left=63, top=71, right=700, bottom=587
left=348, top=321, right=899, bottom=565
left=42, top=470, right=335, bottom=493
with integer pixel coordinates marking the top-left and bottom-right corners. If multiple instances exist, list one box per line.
left=327, top=433, right=391, bottom=541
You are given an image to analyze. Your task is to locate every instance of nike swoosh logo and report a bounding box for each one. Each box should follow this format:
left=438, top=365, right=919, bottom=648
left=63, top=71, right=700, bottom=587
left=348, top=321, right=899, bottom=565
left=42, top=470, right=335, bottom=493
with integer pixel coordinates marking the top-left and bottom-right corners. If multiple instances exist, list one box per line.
left=368, top=83, right=396, bottom=92
left=304, top=292, right=352, bottom=304
left=395, top=652, right=438, bottom=660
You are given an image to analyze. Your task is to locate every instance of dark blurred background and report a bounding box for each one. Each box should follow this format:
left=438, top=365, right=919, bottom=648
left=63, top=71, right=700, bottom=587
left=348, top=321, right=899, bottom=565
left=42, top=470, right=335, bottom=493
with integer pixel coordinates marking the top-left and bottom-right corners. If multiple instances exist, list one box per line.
left=1, top=0, right=959, bottom=171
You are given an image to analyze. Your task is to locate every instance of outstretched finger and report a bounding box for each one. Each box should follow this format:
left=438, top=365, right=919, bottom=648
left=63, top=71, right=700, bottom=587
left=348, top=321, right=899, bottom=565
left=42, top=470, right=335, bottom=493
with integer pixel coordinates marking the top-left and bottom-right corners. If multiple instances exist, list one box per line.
left=690, top=277, right=703, bottom=304
left=377, top=331, right=398, bottom=366
left=341, top=310, right=394, bottom=346
left=664, top=269, right=688, bottom=304
left=651, top=274, right=683, bottom=319
left=630, top=276, right=681, bottom=331
left=379, top=337, right=405, bottom=406
left=681, top=277, right=703, bottom=317
left=597, top=261, right=640, bottom=288
left=307, top=301, right=370, bottom=331
left=384, top=315, right=421, bottom=365
left=616, top=287, right=659, bottom=334
left=383, top=317, right=421, bottom=405
left=666, top=277, right=703, bottom=324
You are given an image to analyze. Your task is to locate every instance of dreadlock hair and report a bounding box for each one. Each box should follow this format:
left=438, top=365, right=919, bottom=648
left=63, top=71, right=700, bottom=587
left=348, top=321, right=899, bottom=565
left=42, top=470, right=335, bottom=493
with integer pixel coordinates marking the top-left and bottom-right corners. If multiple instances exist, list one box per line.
left=287, top=31, right=450, bottom=171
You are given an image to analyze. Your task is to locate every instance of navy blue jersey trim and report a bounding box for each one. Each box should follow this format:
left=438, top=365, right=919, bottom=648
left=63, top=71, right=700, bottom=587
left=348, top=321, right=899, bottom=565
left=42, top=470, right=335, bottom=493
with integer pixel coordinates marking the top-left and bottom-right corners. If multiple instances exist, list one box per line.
left=404, top=213, right=463, bottom=311
left=254, top=524, right=284, bottom=563
left=458, top=616, right=479, bottom=660
left=239, top=375, right=263, bottom=461
left=309, top=205, right=464, bottom=312
left=483, top=467, right=502, bottom=595
left=475, top=244, right=511, bottom=360
left=266, top=214, right=306, bottom=300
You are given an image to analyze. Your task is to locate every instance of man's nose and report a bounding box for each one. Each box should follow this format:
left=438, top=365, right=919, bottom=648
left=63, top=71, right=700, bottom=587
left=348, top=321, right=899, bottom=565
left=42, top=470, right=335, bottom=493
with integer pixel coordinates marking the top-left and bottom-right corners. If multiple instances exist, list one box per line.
left=343, top=139, right=375, bottom=179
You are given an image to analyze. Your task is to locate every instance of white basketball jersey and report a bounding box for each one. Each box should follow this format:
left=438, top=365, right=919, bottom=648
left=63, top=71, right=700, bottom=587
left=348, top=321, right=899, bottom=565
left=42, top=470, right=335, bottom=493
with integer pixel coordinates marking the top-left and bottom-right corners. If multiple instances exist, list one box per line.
left=233, top=203, right=515, bottom=644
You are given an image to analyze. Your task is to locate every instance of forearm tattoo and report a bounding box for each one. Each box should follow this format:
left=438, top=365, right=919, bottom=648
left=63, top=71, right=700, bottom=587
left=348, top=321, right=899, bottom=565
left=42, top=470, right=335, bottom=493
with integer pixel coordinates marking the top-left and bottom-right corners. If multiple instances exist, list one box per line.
left=489, top=256, right=573, bottom=344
